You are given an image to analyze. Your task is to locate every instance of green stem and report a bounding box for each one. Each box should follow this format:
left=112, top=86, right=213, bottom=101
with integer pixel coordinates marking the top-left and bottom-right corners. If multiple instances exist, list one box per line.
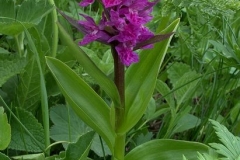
left=48, top=0, right=58, bottom=57
left=15, top=33, right=24, bottom=57
left=113, top=134, right=126, bottom=160
left=111, top=46, right=126, bottom=160
left=111, top=46, right=125, bottom=129
left=24, top=30, right=50, bottom=156
left=163, top=110, right=177, bottom=138
left=99, top=135, right=106, bottom=160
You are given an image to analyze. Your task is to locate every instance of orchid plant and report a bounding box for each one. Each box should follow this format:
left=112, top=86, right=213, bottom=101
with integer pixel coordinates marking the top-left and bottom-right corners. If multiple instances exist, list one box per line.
left=46, top=0, right=210, bottom=159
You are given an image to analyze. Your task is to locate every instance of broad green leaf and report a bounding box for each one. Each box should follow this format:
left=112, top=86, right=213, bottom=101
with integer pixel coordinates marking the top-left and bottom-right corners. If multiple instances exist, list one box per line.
left=230, top=102, right=240, bottom=122
left=16, top=57, right=41, bottom=111
left=9, top=108, right=45, bottom=152
left=81, top=47, right=114, bottom=76
left=16, top=27, right=49, bottom=112
left=44, top=151, right=66, bottom=160
left=91, top=135, right=112, bottom=157
left=101, top=49, right=114, bottom=75
left=135, top=132, right=153, bottom=146
left=46, top=57, right=114, bottom=151
left=50, top=105, right=111, bottom=157
left=0, top=152, right=10, bottom=160
left=147, top=108, right=170, bottom=122
left=0, top=0, right=14, bottom=19
left=12, top=153, right=45, bottom=160
left=50, top=105, right=90, bottom=145
left=173, top=71, right=201, bottom=107
left=125, top=139, right=209, bottom=160
left=0, top=0, right=53, bottom=35
left=121, top=19, right=180, bottom=133
left=172, top=114, right=201, bottom=134
left=64, top=131, right=95, bottom=160
left=209, top=119, right=240, bottom=160
left=144, top=98, right=156, bottom=120
left=57, top=23, right=120, bottom=107
left=144, top=98, right=170, bottom=122
left=0, top=47, right=10, bottom=54
left=194, top=151, right=218, bottom=160
left=1, top=76, right=18, bottom=103
left=27, top=27, right=50, bottom=57
left=0, top=107, right=11, bottom=150
left=156, top=79, right=175, bottom=109
left=167, top=62, right=192, bottom=85
left=163, top=106, right=192, bottom=138
left=0, top=54, right=26, bottom=87
left=209, top=40, right=240, bottom=64
left=16, top=1, right=52, bottom=25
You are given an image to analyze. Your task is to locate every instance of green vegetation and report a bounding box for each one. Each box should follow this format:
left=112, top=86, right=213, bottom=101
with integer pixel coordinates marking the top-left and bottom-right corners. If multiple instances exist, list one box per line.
left=0, top=0, right=240, bottom=159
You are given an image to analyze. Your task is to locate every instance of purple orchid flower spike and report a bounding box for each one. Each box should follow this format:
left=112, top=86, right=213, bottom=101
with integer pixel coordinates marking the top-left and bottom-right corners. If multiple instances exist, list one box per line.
left=60, top=0, right=173, bottom=66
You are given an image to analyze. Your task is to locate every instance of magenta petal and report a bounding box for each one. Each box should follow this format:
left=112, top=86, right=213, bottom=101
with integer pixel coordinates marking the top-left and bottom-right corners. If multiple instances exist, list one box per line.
left=99, top=12, right=108, bottom=30
left=80, top=29, right=111, bottom=45
left=79, top=33, right=98, bottom=45
left=137, top=27, right=154, bottom=42
left=125, top=10, right=145, bottom=26
left=79, top=14, right=96, bottom=25
left=79, top=21, right=95, bottom=29
left=78, top=14, right=98, bottom=34
left=102, top=0, right=122, bottom=8
left=121, top=0, right=132, bottom=6
left=78, top=14, right=99, bottom=34
left=130, top=0, right=149, bottom=10
left=96, top=31, right=111, bottom=43
left=108, top=24, right=139, bottom=43
left=109, top=9, right=125, bottom=30
left=116, top=44, right=139, bottom=66
left=79, top=0, right=95, bottom=7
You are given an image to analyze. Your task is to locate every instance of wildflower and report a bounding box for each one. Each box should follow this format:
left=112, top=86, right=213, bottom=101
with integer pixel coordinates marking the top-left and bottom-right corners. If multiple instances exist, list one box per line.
left=77, top=0, right=160, bottom=66
left=57, top=0, right=172, bottom=66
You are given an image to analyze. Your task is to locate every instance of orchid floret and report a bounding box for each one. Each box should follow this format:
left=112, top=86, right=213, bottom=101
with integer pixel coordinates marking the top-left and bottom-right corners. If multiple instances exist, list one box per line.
left=78, top=0, right=157, bottom=66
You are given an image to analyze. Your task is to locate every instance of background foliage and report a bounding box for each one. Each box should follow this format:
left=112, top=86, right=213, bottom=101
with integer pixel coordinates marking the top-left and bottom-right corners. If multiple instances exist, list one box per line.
left=0, top=0, right=240, bottom=159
